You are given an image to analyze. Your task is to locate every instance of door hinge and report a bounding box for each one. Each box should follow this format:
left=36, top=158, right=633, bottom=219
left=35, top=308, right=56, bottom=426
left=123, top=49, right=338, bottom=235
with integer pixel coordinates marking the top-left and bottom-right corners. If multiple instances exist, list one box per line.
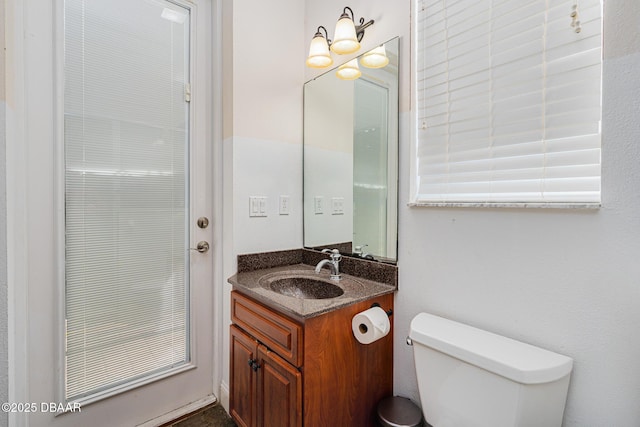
left=185, top=83, right=192, bottom=102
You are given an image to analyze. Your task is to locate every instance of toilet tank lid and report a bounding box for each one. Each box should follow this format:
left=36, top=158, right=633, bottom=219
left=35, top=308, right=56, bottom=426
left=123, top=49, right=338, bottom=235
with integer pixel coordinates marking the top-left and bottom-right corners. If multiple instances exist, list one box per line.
left=409, top=313, right=573, bottom=384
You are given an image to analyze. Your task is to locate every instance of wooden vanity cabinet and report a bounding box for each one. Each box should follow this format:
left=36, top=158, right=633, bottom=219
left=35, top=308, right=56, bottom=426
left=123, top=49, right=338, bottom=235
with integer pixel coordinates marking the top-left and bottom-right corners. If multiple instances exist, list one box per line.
left=230, top=325, right=302, bottom=427
left=230, top=290, right=393, bottom=427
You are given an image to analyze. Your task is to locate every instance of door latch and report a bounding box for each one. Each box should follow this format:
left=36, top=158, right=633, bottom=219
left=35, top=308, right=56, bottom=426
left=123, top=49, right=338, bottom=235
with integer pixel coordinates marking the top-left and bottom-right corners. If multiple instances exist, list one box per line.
left=190, top=241, right=210, bottom=254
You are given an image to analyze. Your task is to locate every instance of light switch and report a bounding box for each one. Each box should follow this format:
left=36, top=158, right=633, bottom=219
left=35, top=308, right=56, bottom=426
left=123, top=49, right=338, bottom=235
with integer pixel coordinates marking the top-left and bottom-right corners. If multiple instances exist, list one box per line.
left=249, top=196, right=267, bottom=217
left=314, top=196, right=324, bottom=214
left=331, top=197, right=345, bottom=215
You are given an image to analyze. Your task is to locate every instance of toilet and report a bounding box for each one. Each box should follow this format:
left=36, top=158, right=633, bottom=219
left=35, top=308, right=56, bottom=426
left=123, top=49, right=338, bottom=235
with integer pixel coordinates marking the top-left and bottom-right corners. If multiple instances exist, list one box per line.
left=409, top=313, right=573, bottom=427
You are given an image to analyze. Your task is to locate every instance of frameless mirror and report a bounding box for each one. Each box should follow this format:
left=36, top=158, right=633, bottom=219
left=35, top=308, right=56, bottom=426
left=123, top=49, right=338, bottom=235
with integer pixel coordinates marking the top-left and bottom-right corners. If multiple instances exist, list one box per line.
left=304, top=37, right=399, bottom=263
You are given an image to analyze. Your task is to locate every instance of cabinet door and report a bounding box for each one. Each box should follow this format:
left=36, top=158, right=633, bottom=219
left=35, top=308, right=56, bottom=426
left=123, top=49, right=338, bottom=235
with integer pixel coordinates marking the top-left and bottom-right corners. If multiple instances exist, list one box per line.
left=230, top=325, right=258, bottom=427
left=256, top=345, right=302, bottom=427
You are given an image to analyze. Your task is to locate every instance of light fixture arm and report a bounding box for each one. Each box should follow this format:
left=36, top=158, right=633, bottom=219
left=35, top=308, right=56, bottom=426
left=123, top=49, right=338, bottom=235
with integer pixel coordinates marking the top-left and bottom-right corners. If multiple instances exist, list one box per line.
left=341, top=6, right=375, bottom=42
left=315, top=25, right=332, bottom=48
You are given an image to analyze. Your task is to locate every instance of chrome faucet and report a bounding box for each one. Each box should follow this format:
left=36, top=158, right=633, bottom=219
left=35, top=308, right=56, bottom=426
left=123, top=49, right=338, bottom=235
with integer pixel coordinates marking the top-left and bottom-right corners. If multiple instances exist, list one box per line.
left=315, top=249, right=342, bottom=281
left=354, top=244, right=369, bottom=258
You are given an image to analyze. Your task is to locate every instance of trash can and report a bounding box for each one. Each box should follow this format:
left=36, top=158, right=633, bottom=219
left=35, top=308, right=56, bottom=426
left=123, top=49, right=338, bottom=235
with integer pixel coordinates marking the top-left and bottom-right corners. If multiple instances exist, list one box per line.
left=375, top=396, right=424, bottom=427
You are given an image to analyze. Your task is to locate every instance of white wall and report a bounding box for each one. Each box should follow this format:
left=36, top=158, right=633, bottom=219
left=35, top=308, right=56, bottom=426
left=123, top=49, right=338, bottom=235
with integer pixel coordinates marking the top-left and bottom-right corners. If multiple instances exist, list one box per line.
left=227, top=0, right=305, bottom=255
left=303, top=1, right=640, bottom=425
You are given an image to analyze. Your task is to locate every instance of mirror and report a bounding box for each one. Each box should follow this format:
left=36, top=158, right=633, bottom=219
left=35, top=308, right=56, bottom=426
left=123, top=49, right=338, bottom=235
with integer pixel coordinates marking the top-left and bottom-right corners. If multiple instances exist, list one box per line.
left=303, top=37, right=399, bottom=263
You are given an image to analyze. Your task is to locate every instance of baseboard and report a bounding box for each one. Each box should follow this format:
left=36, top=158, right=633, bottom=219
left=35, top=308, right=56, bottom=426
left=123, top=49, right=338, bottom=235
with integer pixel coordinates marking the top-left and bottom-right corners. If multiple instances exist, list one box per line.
left=137, top=395, right=218, bottom=427
left=219, top=381, right=230, bottom=412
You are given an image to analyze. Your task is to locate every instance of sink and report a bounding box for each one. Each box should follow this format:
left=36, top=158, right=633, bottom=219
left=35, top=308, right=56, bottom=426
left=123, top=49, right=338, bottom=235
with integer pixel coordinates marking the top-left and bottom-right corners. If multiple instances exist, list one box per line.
left=269, top=277, right=344, bottom=299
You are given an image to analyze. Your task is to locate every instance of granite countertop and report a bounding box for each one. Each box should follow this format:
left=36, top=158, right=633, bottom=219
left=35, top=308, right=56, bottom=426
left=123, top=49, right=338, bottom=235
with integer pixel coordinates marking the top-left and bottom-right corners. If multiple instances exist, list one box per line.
left=228, top=263, right=396, bottom=320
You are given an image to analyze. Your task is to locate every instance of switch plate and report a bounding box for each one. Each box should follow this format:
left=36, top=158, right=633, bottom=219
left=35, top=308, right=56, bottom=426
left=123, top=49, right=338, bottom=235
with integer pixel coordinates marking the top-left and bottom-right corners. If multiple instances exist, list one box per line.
left=249, top=196, right=267, bottom=217
left=331, top=197, right=345, bottom=215
left=279, top=195, right=290, bottom=215
left=314, top=196, right=324, bottom=214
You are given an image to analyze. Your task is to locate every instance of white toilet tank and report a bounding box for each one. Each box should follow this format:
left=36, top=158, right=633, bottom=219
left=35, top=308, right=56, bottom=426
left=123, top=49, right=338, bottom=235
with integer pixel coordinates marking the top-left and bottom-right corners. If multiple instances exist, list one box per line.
left=409, top=313, right=573, bottom=427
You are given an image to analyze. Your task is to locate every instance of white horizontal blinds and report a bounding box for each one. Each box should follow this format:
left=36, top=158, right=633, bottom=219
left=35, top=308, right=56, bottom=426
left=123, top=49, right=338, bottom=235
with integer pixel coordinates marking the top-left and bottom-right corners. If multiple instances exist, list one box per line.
left=415, top=0, right=601, bottom=204
left=543, top=0, right=601, bottom=201
left=64, top=0, right=191, bottom=400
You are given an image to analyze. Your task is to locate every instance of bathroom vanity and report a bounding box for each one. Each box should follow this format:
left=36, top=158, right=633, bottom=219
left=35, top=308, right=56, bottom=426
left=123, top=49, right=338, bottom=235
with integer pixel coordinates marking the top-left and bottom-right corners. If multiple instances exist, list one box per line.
left=228, top=250, right=396, bottom=427
left=229, top=36, right=401, bottom=426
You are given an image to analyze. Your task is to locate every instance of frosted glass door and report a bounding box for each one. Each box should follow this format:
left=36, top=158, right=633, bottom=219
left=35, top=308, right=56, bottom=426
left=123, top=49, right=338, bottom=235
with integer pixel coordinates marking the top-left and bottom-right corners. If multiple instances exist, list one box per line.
left=64, top=0, right=191, bottom=401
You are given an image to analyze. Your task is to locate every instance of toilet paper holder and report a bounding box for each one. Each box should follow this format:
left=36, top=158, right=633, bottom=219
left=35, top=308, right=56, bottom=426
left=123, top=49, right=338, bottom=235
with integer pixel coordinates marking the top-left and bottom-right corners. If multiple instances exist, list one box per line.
left=371, top=302, right=393, bottom=317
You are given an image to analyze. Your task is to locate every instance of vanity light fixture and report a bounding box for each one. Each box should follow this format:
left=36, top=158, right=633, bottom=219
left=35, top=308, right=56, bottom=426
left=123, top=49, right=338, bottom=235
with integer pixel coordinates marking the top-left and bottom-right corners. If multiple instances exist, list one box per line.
left=336, top=58, right=361, bottom=80
left=306, top=6, right=374, bottom=68
left=306, top=26, right=334, bottom=68
left=360, top=45, right=389, bottom=68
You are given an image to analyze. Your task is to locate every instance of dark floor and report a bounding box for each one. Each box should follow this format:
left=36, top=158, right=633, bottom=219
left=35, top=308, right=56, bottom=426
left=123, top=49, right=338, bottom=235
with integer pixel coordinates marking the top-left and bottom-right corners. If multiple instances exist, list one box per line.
left=169, top=404, right=236, bottom=427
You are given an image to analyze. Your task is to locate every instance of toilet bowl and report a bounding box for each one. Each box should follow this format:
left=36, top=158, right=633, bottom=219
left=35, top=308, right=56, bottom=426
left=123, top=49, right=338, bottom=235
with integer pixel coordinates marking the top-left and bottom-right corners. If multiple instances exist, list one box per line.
left=409, top=313, right=573, bottom=427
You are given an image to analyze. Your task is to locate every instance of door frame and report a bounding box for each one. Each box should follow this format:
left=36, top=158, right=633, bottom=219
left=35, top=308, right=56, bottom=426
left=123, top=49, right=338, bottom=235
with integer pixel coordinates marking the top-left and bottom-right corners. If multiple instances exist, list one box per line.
left=5, top=0, right=226, bottom=424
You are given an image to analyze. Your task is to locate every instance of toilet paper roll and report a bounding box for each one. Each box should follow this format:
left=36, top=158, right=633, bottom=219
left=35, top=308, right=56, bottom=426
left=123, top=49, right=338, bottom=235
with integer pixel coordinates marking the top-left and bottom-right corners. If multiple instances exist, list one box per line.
left=352, top=306, right=390, bottom=344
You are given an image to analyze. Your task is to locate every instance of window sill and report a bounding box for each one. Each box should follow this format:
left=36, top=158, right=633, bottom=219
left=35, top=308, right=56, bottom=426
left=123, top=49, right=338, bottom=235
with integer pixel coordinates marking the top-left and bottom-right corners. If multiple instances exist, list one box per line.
left=407, top=201, right=601, bottom=209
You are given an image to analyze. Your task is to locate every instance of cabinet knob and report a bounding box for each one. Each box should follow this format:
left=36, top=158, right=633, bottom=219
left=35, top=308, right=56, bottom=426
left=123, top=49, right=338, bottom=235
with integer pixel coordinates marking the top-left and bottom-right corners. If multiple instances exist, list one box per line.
left=248, top=358, right=260, bottom=372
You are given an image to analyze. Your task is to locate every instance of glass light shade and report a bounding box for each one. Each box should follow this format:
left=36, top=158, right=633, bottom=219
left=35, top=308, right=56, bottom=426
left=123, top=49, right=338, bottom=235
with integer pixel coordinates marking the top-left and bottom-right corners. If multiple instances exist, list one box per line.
left=306, top=35, right=333, bottom=68
left=360, top=45, right=389, bottom=68
left=331, top=16, right=360, bottom=54
left=336, top=59, right=361, bottom=80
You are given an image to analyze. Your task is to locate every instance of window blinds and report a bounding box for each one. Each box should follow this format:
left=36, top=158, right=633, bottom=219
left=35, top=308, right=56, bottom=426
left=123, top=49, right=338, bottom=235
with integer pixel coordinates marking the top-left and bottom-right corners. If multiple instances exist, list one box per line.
left=414, top=0, right=602, bottom=205
left=64, top=0, right=190, bottom=400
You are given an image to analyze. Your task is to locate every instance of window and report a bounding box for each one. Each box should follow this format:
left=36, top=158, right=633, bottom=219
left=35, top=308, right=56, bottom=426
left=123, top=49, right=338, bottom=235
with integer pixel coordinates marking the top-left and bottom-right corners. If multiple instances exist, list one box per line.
left=412, top=0, right=602, bottom=206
